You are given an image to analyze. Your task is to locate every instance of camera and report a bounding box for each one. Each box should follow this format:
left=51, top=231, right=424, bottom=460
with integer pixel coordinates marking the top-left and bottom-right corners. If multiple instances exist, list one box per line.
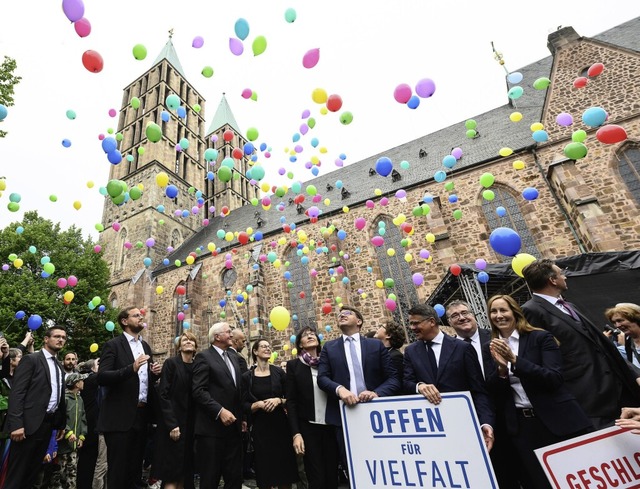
left=603, top=324, right=622, bottom=336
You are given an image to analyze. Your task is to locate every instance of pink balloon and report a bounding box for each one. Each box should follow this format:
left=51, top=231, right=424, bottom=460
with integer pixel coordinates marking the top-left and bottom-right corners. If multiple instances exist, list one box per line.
left=177, top=312, right=185, bottom=321
left=302, top=48, right=320, bottom=69
left=62, top=0, right=85, bottom=22
left=355, top=218, right=366, bottom=230
left=73, top=17, right=91, bottom=38
left=241, top=88, right=252, bottom=99
left=67, top=275, right=78, bottom=287
left=108, top=108, right=117, bottom=117
left=57, top=278, right=68, bottom=288
left=365, top=200, right=375, bottom=209
left=229, top=38, right=244, bottom=56
left=371, top=236, right=385, bottom=247
left=385, top=299, right=397, bottom=311
left=380, top=197, right=389, bottom=206
left=415, top=78, right=436, bottom=98
left=93, top=245, right=102, bottom=253
left=192, top=36, right=204, bottom=48
left=393, top=84, right=412, bottom=104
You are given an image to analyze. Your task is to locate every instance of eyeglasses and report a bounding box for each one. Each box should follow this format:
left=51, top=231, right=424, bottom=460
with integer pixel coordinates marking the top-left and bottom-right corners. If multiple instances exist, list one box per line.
left=338, top=311, right=355, bottom=318
left=408, top=318, right=429, bottom=327
left=257, top=344, right=271, bottom=350
left=447, top=311, right=473, bottom=322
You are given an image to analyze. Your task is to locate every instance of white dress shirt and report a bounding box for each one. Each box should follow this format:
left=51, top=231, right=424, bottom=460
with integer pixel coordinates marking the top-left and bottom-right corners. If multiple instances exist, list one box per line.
left=503, top=330, right=533, bottom=409
left=124, top=331, right=148, bottom=403
left=43, top=349, right=61, bottom=413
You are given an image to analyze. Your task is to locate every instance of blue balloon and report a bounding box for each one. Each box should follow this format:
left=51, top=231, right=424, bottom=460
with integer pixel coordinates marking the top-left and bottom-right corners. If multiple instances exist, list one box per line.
left=101, top=137, right=117, bottom=153
left=522, top=187, right=539, bottom=201
left=292, top=133, right=300, bottom=142
left=260, top=142, right=267, bottom=151
left=0, top=104, right=7, bottom=121
left=15, top=310, right=25, bottom=319
left=157, top=204, right=165, bottom=213
left=165, top=185, right=179, bottom=199
left=335, top=180, right=343, bottom=189
left=496, top=206, right=507, bottom=217
left=163, top=258, right=170, bottom=265
left=507, top=72, right=523, bottom=84
left=301, top=256, right=309, bottom=265
left=311, top=167, right=319, bottom=176
left=489, top=227, right=522, bottom=256
left=442, top=155, right=457, bottom=168
left=448, top=195, right=458, bottom=203
left=177, top=106, right=186, bottom=119
left=477, top=271, right=490, bottom=283
left=98, top=305, right=106, bottom=313
left=582, top=107, right=607, bottom=128
left=375, top=157, right=393, bottom=177
left=283, top=271, right=292, bottom=280
left=434, top=304, right=445, bottom=317
left=254, top=231, right=263, bottom=241
left=243, top=142, right=254, bottom=155
left=406, top=95, right=420, bottom=109
left=161, top=111, right=170, bottom=122
left=434, top=171, right=447, bottom=183
left=532, top=130, right=548, bottom=143
left=337, top=229, right=347, bottom=240
left=143, top=257, right=152, bottom=267
left=234, top=18, right=250, bottom=41
left=62, top=139, right=72, bottom=148
left=27, top=314, right=43, bottom=330
left=107, top=150, right=122, bottom=164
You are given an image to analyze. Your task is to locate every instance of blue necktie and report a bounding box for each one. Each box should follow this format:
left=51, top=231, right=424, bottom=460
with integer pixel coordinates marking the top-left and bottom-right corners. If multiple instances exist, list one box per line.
left=347, top=337, right=367, bottom=394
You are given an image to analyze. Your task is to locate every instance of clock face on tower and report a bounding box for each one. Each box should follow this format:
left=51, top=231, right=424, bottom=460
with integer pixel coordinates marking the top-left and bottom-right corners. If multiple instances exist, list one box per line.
left=222, top=268, right=237, bottom=289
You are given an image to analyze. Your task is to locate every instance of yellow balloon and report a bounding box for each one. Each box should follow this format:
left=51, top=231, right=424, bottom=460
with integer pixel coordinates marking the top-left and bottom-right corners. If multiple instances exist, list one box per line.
left=270, top=306, right=291, bottom=331
left=387, top=248, right=396, bottom=257
left=73, top=201, right=82, bottom=210
left=64, top=291, right=75, bottom=302
left=342, top=206, right=349, bottom=213
left=260, top=182, right=270, bottom=192
left=404, top=253, right=413, bottom=262
left=283, top=344, right=290, bottom=351
left=13, top=258, right=23, bottom=269
left=246, top=227, right=253, bottom=235
left=426, top=233, right=436, bottom=243
left=225, top=232, right=234, bottom=242
left=90, top=343, right=99, bottom=353
left=291, top=348, right=297, bottom=356
left=375, top=280, right=384, bottom=289
left=186, top=255, right=195, bottom=265
left=273, top=259, right=282, bottom=268
left=361, top=293, right=367, bottom=299
left=207, top=242, right=216, bottom=251
left=324, top=198, right=330, bottom=206
left=278, top=237, right=287, bottom=246
left=319, top=147, right=327, bottom=154
left=156, top=171, right=169, bottom=187
left=86, top=181, right=95, bottom=188
left=498, top=147, right=513, bottom=157
left=509, top=112, right=523, bottom=122
left=311, top=88, right=328, bottom=104
left=374, top=188, right=382, bottom=196
left=513, top=160, right=525, bottom=170
left=0, top=179, right=6, bottom=191
left=320, top=107, right=328, bottom=115
left=311, top=156, right=319, bottom=165
left=530, top=122, right=544, bottom=132
left=512, top=253, right=537, bottom=278
left=156, top=286, right=164, bottom=294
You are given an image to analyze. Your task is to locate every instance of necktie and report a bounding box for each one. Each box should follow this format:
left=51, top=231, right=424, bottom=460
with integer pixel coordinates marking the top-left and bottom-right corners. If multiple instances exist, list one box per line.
left=222, top=350, right=236, bottom=385
left=426, top=341, right=438, bottom=377
left=347, top=337, right=367, bottom=394
left=557, top=299, right=580, bottom=321
left=463, top=337, right=473, bottom=344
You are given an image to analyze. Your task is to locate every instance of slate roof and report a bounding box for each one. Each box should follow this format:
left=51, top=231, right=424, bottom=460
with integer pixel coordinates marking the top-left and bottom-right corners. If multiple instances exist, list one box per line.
left=155, top=17, right=640, bottom=275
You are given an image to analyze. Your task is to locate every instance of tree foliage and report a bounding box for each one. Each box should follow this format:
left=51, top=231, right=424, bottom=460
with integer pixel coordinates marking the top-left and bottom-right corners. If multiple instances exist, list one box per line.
left=0, top=211, right=116, bottom=360
left=0, top=56, right=22, bottom=138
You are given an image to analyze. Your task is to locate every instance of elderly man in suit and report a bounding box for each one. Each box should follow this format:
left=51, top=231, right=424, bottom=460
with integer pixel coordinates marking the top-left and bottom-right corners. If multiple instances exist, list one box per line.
left=404, top=304, right=495, bottom=451
left=4, top=325, right=67, bottom=489
left=446, top=300, right=492, bottom=378
left=522, top=259, right=640, bottom=429
left=97, top=306, right=161, bottom=489
left=192, top=321, right=243, bottom=489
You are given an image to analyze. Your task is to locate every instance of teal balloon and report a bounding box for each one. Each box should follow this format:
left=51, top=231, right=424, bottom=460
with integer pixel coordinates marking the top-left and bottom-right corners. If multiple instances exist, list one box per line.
left=532, top=130, right=548, bottom=143
left=581, top=107, right=607, bottom=128
left=507, top=86, right=524, bottom=100
left=284, top=8, right=297, bottom=23
left=234, top=18, right=250, bottom=40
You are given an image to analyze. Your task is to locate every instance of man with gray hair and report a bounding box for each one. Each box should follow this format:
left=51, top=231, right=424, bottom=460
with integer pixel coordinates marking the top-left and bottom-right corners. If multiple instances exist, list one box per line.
left=446, top=300, right=491, bottom=378
left=192, top=322, right=243, bottom=489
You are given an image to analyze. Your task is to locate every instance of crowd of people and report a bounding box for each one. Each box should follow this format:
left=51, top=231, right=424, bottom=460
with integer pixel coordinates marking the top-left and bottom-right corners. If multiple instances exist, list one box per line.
left=1, top=258, right=640, bottom=489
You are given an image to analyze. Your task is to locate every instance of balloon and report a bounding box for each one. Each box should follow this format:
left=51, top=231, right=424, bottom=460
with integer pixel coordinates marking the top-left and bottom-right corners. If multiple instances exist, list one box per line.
left=270, top=306, right=290, bottom=331
left=532, top=130, right=548, bottom=143
left=234, top=18, right=250, bottom=40
left=450, top=264, right=462, bottom=276
left=15, top=311, right=25, bottom=320
left=496, top=206, right=507, bottom=217
left=572, top=130, right=587, bottom=143
left=477, top=272, right=490, bottom=284
left=465, top=119, right=477, bottom=130
left=201, top=66, right=214, bottom=78
left=90, top=343, right=99, bottom=353
left=74, top=17, right=91, bottom=37
left=146, top=123, right=162, bottom=142
left=284, top=8, right=297, bottom=22
left=522, top=187, right=539, bottom=201
left=192, top=36, right=204, bottom=48
left=512, top=253, right=537, bottom=278
left=412, top=273, right=424, bottom=286
left=229, top=38, right=244, bottom=56
left=165, top=185, right=179, bottom=198
left=68, top=275, right=78, bottom=287
left=375, top=157, right=393, bottom=177
left=556, top=113, right=573, bottom=127
left=303, top=48, right=320, bottom=68
left=507, top=86, right=524, bottom=100
left=406, top=96, right=420, bottom=109
left=563, top=142, right=588, bottom=160
left=499, top=147, right=514, bottom=157
left=326, top=94, right=342, bottom=112
left=596, top=125, right=627, bottom=144
left=532, top=77, right=551, bottom=90
left=132, top=43, right=147, bottom=60
left=339, top=111, right=353, bottom=125
left=246, top=127, right=259, bottom=141
left=479, top=173, right=495, bottom=188
left=587, top=63, right=604, bottom=77
left=415, top=78, right=436, bottom=98
left=489, top=227, right=522, bottom=257
left=62, top=0, right=85, bottom=22
left=252, top=36, right=267, bottom=56
left=509, top=112, right=523, bottom=122
left=105, top=321, right=115, bottom=332
left=28, top=314, right=43, bottom=330
left=573, top=77, right=589, bottom=89
left=582, top=107, right=607, bottom=128
left=507, top=72, right=523, bottom=84
left=311, top=88, right=328, bottom=104
left=156, top=172, right=169, bottom=187
left=393, top=84, right=412, bottom=104
left=0, top=105, right=7, bottom=121
left=82, top=50, right=103, bottom=73
left=62, top=139, right=72, bottom=148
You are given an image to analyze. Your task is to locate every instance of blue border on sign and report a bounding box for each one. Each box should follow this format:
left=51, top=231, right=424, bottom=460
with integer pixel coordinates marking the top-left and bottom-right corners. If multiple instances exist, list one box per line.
left=341, top=393, right=498, bottom=489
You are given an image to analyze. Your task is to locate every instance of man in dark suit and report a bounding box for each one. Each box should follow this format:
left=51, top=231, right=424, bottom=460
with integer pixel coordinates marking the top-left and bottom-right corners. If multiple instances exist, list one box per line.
left=446, top=300, right=492, bottom=378
left=229, top=328, right=249, bottom=374
left=522, top=259, right=640, bottom=429
left=318, top=305, right=400, bottom=427
left=4, top=325, right=67, bottom=489
left=192, top=321, right=243, bottom=489
left=97, top=306, right=161, bottom=489
left=403, top=304, right=495, bottom=451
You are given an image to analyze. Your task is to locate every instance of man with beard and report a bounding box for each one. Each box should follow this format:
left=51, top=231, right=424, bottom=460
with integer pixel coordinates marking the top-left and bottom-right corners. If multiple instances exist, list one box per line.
left=97, top=307, right=161, bottom=489
left=63, top=351, right=78, bottom=375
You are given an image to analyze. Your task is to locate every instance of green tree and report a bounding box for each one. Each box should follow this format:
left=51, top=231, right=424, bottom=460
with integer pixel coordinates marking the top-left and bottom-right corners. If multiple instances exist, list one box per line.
left=0, top=211, right=116, bottom=360
left=0, top=56, right=21, bottom=138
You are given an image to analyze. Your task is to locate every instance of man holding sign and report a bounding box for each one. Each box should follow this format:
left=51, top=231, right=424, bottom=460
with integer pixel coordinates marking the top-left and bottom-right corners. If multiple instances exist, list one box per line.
left=403, top=304, right=495, bottom=451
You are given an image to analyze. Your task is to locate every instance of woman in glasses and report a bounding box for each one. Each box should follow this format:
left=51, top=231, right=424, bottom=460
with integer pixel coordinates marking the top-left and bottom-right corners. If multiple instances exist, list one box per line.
left=485, top=294, right=592, bottom=489
left=286, top=327, right=338, bottom=489
left=242, top=338, right=298, bottom=489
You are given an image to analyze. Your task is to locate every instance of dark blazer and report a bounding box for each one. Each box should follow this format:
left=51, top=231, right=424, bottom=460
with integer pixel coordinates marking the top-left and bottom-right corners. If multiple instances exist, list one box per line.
left=388, top=348, right=404, bottom=383
left=97, top=333, right=157, bottom=432
left=477, top=328, right=494, bottom=378
left=403, top=334, right=494, bottom=427
left=157, top=355, right=193, bottom=431
left=484, top=330, right=592, bottom=437
left=241, top=365, right=287, bottom=419
left=192, top=346, right=243, bottom=437
left=5, top=350, right=66, bottom=435
left=286, top=358, right=326, bottom=436
left=228, top=347, right=249, bottom=374
left=317, top=335, right=400, bottom=426
left=522, top=295, right=640, bottom=419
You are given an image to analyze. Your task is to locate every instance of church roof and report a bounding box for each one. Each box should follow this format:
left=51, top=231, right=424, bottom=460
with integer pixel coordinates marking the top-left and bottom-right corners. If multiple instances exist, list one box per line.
left=153, top=39, right=186, bottom=78
left=207, top=94, right=242, bottom=135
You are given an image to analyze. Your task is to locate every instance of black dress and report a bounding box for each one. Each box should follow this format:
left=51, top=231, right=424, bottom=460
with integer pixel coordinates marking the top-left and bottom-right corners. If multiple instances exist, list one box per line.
left=243, top=366, right=298, bottom=488
left=152, top=355, right=195, bottom=488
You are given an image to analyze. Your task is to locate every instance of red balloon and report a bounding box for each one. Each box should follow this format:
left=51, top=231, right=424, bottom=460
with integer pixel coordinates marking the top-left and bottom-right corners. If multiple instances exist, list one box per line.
left=299, top=292, right=306, bottom=299
left=82, top=50, right=103, bottom=73
left=573, top=77, right=588, bottom=89
left=596, top=124, right=628, bottom=144
left=176, top=286, right=186, bottom=295
left=223, top=130, right=234, bottom=142
left=232, top=147, right=243, bottom=159
left=282, top=224, right=291, bottom=233
left=587, top=63, right=604, bottom=77
left=450, top=264, right=462, bottom=276
left=326, top=94, right=343, bottom=113
left=238, top=232, right=249, bottom=245
left=322, top=303, right=332, bottom=314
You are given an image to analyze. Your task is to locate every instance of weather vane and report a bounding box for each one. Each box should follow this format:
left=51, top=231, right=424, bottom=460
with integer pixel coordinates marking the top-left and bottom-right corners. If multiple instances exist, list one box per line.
left=168, top=28, right=174, bottom=39
left=491, top=42, right=509, bottom=74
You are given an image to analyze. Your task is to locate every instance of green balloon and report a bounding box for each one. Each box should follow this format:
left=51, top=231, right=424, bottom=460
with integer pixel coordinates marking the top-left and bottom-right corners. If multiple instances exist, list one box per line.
left=482, top=190, right=496, bottom=201
left=284, top=7, right=297, bottom=22
left=106, top=180, right=123, bottom=198
left=218, top=166, right=232, bottom=182
left=563, top=142, right=588, bottom=160
left=340, top=111, right=353, bottom=125
left=246, top=127, right=259, bottom=141
left=201, top=66, right=214, bottom=78
left=193, top=104, right=201, bottom=113
left=306, top=184, right=317, bottom=196
left=132, top=44, right=147, bottom=60
left=146, top=123, right=162, bottom=143
left=465, top=119, right=477, bottom=130
left=533, top=77, right=551, bottom=90
left=252, top=36, right=267, bottom=56
left=129, top=187, right=142, bottom=200
left=49, top=195, right=58, bottom=202
left=444, top=181, right=455, bottom=191
left=421, top=204, right=431, bottom=215
left=250, top=91, right=258, bottom=101
left=111, top=193, right=126, bottom=205
left=466, top=129, right=477, bottom=138
left=43, top=262, right=55, bottom=274
left=307, top=117, right=316, bottom=129
left=251, top=197, right=259, bottom=206
left=572, top=129, right=587, bottom=143
left=275, top=187, right=286, bottom=198
left=384, top=278, right=395, bottom=288
left=452, top=210, right=463, bottom=220
left=479, top=172, right=495, bottom=188
left=412, top=206, right=422, bottom=217
left=131, top=97, right=140, bottom=109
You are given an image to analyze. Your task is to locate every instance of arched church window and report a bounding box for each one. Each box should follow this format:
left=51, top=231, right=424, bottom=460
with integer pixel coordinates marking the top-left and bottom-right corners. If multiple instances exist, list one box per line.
left=118, top=228, right=128, bottom=271
left=222, top=268, right=237, bottom=290
left=617, top=144, right=640, bottom=205
left=171, top=229, right=182, bottom=249
left=286, top=248, right=317, bottom=332
left=372, top=216, right=418, bottom=343
left=481, top=185, right=539, bottom=260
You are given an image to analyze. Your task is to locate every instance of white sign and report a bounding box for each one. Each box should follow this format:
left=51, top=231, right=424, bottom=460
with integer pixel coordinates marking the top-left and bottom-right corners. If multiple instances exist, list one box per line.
left=535, top=427, right=640, bottom=489
left=340, top=393, right=497, bottom=488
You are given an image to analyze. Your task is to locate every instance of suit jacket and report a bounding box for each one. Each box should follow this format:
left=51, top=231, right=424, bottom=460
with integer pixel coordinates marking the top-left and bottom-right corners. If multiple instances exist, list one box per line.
left=317, top=335, right=400, bottom=426
left=157, top=355, right=194, bottom=432
left=388, top=348, right=404, bottom=383
left=523, top=295, right=640, bottom=419
left=97, top=334, right=157, bottom=432
left=5, top=350, right=66, bottom=435
left=403, top=334, right=494, bottom=427
left=228, top=347, right=249, bottom=374
left=286, top=358, right=328, bottom=436
left=484, top=330, right=592, bottom=437
left=192, top=346, right=242, bottom=437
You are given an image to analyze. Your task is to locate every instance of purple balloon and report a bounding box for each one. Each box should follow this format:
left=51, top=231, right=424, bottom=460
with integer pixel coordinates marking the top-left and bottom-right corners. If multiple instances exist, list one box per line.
left=556, top=112, right=573, bottom=127
left=229, top=38, right=244, bottom=56
left=301, top=109, right=310, bottom=119
left=415, top=78, right=436, bottom=98
left=451, top=147, right=463, bottom=159
left=300, top=123, right=309, bottom=135
left=63, top=0, right=85, bottom=22
left=192, top=36, right=204, bottom=48
left=412, top=273, right=424, bottom=286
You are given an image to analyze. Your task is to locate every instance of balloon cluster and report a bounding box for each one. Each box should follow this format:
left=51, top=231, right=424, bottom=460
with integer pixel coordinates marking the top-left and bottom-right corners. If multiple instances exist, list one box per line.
left=393, top=78, right=436, bottom=110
